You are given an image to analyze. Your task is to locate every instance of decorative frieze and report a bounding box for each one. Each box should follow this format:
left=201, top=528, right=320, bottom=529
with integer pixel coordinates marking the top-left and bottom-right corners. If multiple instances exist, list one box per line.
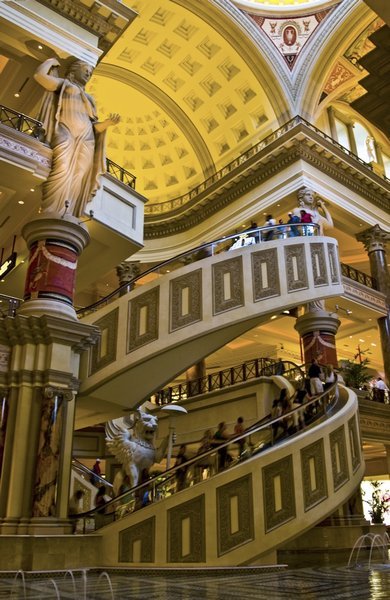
left=170, top=270, right=202, bottom=332
left=263, top=455, right=296, bottom=532
left=301, top=439, right=328, bottom=511
left=212, top=257, right=244, bottom=314
left=216, top=474, right=254, bottom=555
left=252, top=248, right=280, bottom=301
left=128, top=288, right=160, bottom=353
left=167, top=495, right=205, bottom=562
left=119, top=516, right=155, bottom=563
left=329, top=426, right=349, bottom=491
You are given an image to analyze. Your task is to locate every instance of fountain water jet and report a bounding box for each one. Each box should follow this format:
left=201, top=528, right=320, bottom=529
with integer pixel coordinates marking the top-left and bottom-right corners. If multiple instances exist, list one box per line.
left=348, top=532, right=389, bottom=569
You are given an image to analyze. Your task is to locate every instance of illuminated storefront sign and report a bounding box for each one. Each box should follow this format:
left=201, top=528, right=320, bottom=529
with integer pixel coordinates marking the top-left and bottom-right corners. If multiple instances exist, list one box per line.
left=0, top=252, right=17, bottom=279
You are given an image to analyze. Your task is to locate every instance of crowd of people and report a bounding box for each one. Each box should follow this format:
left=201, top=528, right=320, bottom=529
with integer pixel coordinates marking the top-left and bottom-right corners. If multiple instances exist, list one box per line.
left=69, top=360, right=389, bottom=530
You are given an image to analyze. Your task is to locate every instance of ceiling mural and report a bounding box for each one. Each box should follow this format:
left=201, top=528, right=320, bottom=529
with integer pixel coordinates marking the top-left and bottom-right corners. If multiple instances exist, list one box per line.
left=248, top=9, right=332, bottom=69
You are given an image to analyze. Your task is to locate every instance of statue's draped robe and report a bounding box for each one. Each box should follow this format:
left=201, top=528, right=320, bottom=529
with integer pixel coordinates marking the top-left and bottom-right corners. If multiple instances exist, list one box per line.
left=38, top=79, right=106, bottom=217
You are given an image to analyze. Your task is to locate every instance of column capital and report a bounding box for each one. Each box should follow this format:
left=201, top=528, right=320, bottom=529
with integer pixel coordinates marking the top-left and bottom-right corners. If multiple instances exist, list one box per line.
left=356, top=225, right=390, bottom=254
left=43, top=386, right=74, bottom=401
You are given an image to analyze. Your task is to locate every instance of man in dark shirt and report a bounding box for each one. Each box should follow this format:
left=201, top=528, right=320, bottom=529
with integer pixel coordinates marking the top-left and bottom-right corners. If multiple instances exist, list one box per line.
left=308, top=359, right=323, bottom=395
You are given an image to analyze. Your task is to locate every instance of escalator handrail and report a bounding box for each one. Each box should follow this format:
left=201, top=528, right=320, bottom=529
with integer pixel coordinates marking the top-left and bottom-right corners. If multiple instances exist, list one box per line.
left=70, top=381, right=338, bottom=523
left=77, top=223, right=320, bottom=317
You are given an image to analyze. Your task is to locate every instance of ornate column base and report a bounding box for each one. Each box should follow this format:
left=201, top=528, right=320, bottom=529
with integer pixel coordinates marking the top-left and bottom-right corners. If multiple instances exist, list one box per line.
left=18, top=214, right=90, bottom=321
left=295, top=309, right=340, bottom=366
left=0, top=517, right=72, bottom=535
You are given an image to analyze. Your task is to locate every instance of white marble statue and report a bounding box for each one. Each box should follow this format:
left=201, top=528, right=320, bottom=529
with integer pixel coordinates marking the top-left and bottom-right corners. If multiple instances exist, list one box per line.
left=34, top=58, right=120, bottom=217
left=105, top=409, right=168, bottom=496
left=291, top=186, right=334, bottom=235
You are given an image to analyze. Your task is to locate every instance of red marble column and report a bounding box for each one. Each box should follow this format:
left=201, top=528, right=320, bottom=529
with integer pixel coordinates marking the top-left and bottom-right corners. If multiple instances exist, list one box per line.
left=295, top=309, right=340, bottom=368
left=31, top=387, right=72, bottom=518
left=18, top=215, right=89, bottom=321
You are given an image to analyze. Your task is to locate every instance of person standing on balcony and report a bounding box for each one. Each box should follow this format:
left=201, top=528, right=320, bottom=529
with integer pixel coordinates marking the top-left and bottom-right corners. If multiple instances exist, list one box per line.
left=263, top=215, right=276, bottom=241
left=373, top=377, right=388, bottom=403
left=287, top=211, right=301, bottom=237
left=34, top=57, right=120, bottom=217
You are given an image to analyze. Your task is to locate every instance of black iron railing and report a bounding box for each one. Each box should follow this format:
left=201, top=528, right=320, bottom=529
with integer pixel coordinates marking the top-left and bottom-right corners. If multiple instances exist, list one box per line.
left=145, top=115, right=389, bottom=215
left=341, top=263, right=377, bottom=290
left=106, top=158, right=136, bottom=189
left=153, top=359, right=305, bottom=405
left=0, top=104, right=137, bottom=189
left=0, top=105, right=43, bottom=137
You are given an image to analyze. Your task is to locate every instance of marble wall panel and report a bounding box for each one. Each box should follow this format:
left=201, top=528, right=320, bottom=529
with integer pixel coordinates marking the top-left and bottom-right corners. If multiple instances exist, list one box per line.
left=118, top=516, right=155, bottom=563
left=348, top=414, right=362, bottom=473
left=284, top=245, right=308, bottom=292
left=212, top=256, right=244, bottom=314
left=251, top=248, right=281, bottom=301
left=128, top=288, right=160, bottom=352
left=310, top=243, right=328, bottom=286
left=301, top=439, right=328, bottom=511
left=216, top=474, right=254, bottom=555
left=167, top=495, right=205, bottom=562
left=90, top=308, right=119, bottom=374
left=170, top=269, right=202, bottom=332
left=327, top=243, right=340, bottom=284
left=263, top=455, right=296, bottom=532
left=330, top=426, right=350, bottom=491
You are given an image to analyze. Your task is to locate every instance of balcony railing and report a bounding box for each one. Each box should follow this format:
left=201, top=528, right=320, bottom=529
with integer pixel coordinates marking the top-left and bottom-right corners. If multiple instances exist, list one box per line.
left=144, top=115, right=389, bottom=215
left=76, top=222, right=321, bottom=317
left=340, top=263, right=377, bottom=290
left=106, top=158, right=136, bottom=189
left=0, top=294, right=22, bottom=317
left=0, top=104, right=136, bottom=189
left=153, top=358, right=305, bottom=405
left=0, top=105, right=43, bottom=137
left=70, top=382, right=338, bottom=533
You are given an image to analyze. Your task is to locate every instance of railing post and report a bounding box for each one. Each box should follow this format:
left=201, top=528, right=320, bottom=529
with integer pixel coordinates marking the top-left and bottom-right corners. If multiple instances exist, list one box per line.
left=242, top=363, right=247, bottom=382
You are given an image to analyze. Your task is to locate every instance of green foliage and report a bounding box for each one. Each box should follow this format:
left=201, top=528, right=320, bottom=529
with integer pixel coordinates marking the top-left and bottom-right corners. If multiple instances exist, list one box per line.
left=341, top=358, right=371, bottom=389
left=363, top=481, right=390, bottom=524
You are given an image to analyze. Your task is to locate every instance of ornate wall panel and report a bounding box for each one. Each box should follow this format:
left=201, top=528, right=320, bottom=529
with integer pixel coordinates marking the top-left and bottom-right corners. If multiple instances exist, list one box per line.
left=263, top=455, right=296, bottom=532
left=128, top=288, right=160, bottom=353
left=170, top=269, right=202, bottom=332
left=90, top=308, right=119, bottom=374
left=284, top=245, right=308, bottom=292
left=330, top=426, right=350, bottom=491
left=310, top=243, right=328, bottom=287
left=251, top=248, right=281, bottom=301
left=118, top=517, right=155, bottom=563
left=300, top=439, right=328, bottom=511
left=216, top=474, right=254, bottom=556
left=348, top=414, right=362, bottom=473
left=167, top=495, right=205, bottom=563
left=212, top=256, right=244, bottom=314
left=327, top=243, right=340, bottom=284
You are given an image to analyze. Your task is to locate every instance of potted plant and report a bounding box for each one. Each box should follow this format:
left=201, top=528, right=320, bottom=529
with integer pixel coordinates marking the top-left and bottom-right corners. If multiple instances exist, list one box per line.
left=363, top=480, right=390, bottom=524
left=341, top=358, right=371, bottom=390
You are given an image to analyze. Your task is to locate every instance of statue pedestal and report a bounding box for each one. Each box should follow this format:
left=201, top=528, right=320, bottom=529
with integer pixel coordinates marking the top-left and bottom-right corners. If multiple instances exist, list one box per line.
left=18, top=214, right=90, bottom=321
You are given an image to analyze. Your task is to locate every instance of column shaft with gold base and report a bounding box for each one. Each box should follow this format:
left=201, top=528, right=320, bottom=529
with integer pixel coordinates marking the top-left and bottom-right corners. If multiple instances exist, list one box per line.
left=0, top=315, right=99, bottom=534
left=356, top=225, right=390, bottom=383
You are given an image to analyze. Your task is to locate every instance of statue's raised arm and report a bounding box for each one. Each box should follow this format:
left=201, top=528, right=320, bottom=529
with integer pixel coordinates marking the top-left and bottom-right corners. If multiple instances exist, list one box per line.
left=34, top=57, right=120, bottom=217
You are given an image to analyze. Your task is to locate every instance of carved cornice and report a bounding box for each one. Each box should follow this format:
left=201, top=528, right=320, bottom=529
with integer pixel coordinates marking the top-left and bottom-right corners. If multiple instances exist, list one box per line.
left=144, top=127, right=390, bottom=237
left=0, top=314, right=100, bottom=350
left=358, top=398, right=390, bottom=443
left=2, top=369, right=80, bottom=390
left=36, top=0, right=137, bottom=54
left=342, top=277, right=387, bottom=314
left=0, top=125, right=51, bottom=178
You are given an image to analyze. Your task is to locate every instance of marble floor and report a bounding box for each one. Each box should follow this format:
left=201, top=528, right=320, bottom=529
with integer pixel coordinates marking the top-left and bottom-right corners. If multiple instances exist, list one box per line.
left=1, top=566, right=390, bottom=599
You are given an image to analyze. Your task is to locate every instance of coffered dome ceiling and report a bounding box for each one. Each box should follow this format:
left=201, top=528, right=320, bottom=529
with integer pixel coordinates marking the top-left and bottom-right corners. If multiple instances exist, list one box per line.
left=89, top=0, right=282, bottom=204
left=87, top=0, right=384, bottom=207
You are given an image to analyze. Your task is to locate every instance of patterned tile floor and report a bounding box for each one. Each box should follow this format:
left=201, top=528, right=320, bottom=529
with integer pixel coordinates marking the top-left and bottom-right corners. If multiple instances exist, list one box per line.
left=1, top=566, right=390, bottom=599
